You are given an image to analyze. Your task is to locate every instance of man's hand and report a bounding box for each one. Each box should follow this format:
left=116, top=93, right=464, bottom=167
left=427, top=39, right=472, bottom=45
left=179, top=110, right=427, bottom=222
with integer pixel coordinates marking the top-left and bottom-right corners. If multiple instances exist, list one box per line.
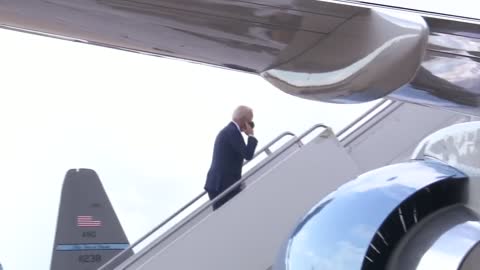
left=244, top=121, right=254, bottom=136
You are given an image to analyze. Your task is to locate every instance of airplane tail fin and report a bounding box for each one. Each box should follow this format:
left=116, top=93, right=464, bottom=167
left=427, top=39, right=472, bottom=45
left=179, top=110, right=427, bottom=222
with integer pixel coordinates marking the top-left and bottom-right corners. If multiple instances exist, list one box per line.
left=50, top=169, right=133, bottom=270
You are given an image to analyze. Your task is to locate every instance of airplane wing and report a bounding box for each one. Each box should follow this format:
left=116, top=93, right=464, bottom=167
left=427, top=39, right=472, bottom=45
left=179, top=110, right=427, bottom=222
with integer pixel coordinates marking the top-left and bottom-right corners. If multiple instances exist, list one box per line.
left=0, top=0, right=478, bottom=115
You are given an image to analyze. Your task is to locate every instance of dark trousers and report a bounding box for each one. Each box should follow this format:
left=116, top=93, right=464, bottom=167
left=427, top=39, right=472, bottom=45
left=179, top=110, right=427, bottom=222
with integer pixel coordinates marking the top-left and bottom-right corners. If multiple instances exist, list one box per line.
left=208, top=185, right=242, bottom=210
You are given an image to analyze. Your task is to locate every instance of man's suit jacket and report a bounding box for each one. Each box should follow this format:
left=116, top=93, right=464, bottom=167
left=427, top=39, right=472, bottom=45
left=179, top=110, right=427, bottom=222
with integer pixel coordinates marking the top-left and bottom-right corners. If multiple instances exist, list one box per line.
left=204, top=122, right=258, bottom=193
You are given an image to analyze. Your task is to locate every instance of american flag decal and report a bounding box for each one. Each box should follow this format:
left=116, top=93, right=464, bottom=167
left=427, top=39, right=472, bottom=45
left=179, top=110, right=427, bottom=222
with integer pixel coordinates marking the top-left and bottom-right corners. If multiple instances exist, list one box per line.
left=77, top=215, right=102, bottom=227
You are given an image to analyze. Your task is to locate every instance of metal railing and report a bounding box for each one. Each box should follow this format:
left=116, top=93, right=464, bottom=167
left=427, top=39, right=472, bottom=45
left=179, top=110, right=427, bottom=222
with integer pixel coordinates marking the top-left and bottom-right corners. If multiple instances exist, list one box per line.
left=336, top=99, right=392, bottom=141
left=99, top=130, right=298, bottom=269
left=100, top=99, right=396, bottom=270
left=338, top=100, right=403, bottom=148
left=244, top=131, right=295, bottom=166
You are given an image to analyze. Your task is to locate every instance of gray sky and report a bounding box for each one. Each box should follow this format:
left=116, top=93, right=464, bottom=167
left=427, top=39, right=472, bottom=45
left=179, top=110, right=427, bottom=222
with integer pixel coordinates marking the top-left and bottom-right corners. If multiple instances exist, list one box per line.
left=0, top=1, right=476, bottom=269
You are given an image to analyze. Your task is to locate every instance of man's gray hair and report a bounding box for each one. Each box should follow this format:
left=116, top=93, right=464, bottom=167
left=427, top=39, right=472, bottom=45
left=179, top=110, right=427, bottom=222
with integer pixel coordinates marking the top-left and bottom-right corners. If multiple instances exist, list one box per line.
left=232, top=105, right=252, bottom=121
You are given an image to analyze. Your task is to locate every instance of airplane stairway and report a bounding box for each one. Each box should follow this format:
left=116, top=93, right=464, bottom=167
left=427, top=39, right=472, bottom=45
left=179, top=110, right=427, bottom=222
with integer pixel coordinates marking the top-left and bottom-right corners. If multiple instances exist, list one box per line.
left=107, top=124, right=361, bottom=270
left=99, top=99, right=476, bottom=270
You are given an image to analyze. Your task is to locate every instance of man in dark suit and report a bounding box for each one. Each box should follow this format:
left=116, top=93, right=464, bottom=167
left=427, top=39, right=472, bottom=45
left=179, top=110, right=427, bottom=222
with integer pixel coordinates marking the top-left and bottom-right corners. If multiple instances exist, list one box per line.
left=204, top=106, right=258, bottom=210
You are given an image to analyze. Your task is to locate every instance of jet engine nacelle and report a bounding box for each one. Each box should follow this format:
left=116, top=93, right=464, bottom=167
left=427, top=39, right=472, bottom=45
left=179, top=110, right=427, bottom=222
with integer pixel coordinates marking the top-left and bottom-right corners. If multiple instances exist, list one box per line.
left=262, top=10, right=429, bottom=103
left=275, top=121, right=480, bottom=270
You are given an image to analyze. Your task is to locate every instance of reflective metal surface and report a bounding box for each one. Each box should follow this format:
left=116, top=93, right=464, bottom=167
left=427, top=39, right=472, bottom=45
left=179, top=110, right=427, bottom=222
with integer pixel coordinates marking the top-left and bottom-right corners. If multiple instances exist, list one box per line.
left=386, top=205, right=480, bottom=270
left=274, top=160, right=466, bottom=270
left=390, top=18, right=480, bottom=116
left=417, top=221, right=480, bottom=270
left=413, top=121, right=480, bottom=177
left=262, top=10, right=428, bottom=103
left=461, top=242, right=480, bottom=270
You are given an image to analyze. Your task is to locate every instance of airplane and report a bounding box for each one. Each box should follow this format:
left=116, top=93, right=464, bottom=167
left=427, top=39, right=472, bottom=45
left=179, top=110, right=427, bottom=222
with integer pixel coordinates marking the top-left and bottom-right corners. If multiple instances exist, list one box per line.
left=50, top=169, right=132, bottom=270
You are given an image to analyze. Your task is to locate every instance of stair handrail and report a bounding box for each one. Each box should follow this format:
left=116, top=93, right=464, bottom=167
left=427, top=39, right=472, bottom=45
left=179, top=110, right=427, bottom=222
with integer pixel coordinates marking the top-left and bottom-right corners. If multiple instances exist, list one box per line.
left=337, top=99, right=392, bottom=140
left=98, top=130, right=296, bottom=269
